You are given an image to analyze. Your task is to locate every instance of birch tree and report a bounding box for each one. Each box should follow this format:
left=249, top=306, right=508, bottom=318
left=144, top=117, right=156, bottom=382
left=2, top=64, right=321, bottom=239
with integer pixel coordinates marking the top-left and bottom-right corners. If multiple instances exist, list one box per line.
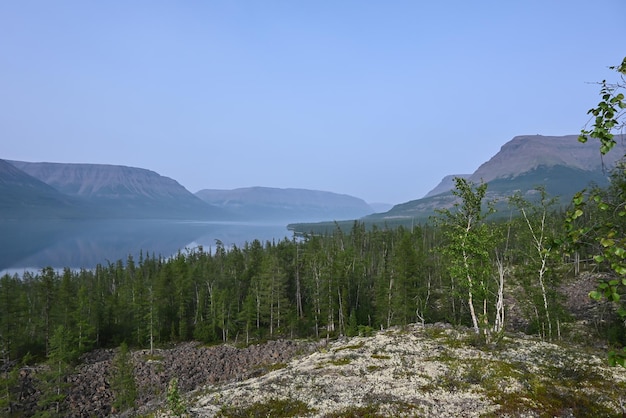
left=436, top=177, right=495, bottom=334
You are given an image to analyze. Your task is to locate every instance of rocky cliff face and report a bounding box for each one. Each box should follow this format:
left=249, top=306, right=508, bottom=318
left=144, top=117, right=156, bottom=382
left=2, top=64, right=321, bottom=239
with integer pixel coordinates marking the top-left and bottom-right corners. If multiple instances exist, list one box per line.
left=196, top=187, right=374, bottom=222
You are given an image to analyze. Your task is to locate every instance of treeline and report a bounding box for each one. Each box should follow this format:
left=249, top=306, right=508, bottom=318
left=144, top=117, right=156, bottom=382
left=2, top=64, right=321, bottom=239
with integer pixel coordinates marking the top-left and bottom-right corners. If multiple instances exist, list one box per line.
left=1, top=188, right=618, bottom=369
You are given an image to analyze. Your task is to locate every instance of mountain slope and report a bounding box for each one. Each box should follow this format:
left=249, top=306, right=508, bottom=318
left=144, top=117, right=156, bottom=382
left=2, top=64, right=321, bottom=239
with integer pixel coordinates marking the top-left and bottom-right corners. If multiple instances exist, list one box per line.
left=196, top=187, right=374, bottom=222
left=0, top=159, right=87, bottom=219
left=468, top=134, right=625, bottom=183
left=367, top=134, right=625, bottom=222
left=8, top=160, right=226, bottom=220
left=423, top=174, right=471, bottom=198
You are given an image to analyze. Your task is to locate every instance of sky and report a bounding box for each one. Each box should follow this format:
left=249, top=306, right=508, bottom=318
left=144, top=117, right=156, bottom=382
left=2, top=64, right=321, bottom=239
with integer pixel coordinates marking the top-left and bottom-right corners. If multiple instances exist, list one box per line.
left=1, top=1, right=624, bottom=205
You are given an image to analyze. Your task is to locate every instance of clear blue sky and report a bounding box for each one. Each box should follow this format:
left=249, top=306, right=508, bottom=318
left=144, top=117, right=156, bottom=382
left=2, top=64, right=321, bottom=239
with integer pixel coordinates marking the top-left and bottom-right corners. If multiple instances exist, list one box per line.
left=1, top=1, right=624, bottom=204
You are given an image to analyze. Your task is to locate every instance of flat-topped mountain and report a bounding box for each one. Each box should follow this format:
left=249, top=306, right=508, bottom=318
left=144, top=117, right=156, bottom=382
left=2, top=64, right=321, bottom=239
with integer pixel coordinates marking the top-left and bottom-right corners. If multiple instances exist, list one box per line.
left=6, top=160, right=225, bottom=220
left=367, top=134, right=626, bottom=222
left=2, top=161, right=374, bottom=222
left=468, top=134, right=624, bottom=184
left=196, top=187, right=374, bottom=222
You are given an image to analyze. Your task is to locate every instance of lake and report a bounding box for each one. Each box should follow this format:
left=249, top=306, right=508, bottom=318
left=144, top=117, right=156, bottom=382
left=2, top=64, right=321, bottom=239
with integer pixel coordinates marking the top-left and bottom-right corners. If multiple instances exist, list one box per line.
left=0, top=219, right=296, bottom=276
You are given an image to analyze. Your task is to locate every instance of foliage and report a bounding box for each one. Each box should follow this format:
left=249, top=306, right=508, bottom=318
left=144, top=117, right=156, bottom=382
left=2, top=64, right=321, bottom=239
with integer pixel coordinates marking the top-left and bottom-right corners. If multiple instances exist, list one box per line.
left=435, top=177, right=496, bottom=334
left=217, top=397, right=314, bottom=417
left=578, top=57, right=626, bottom=155
left=509, top=188, right=565, bottom=340
left=34, top=325, right=75, bottom=417
left=1, top=177, right=623, bottom=416
left=110, top=342, right=137, bottom=413
left=568, top=57, right=626, bottom=367
left=166, top=377, right=187, bottom=417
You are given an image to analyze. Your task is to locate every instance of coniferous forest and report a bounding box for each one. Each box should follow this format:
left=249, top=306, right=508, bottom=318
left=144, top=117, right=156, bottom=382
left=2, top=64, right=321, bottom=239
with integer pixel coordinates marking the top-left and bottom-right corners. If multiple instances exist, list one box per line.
left=2, top=178, right=625, bottom=369
left=3, top=173, right=626, bottom=416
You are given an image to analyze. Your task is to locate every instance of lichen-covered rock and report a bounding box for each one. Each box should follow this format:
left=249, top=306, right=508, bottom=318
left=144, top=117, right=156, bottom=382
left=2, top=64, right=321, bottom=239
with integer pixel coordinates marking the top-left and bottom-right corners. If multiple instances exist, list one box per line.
left=192, top=325, right=626, bottom=417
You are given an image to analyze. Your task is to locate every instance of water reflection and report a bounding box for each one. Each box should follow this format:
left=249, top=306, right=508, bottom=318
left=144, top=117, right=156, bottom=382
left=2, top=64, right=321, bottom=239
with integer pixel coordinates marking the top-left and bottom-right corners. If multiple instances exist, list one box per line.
left=0, top=220, right=294, bottom=275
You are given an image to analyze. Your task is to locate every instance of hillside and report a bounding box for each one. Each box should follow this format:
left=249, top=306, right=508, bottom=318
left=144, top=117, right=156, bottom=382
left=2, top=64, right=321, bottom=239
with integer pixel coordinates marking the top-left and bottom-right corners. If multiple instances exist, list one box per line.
left=469, top=134, right=625, bottom=184
left=196, top=187, right=374, bottom=222
left=7, top=160, right=226, bottom=220
left=423, top=174, right=471, bottom=198
left=0, top=159, right=88, bottom=219
left=14, top=321, right=624, bottom=417
left=366, top=134, right=626, bottom=223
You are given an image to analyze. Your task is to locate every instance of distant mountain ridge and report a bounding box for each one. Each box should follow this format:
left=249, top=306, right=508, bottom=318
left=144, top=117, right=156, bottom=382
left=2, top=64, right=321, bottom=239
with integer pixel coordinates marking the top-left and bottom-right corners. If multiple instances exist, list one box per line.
left=1, top=161, right=374, bottom=222
left=7, top=160, right=222, bottom=220
left=196, top=187, right=374, bottom=222
left=367, top=134, right=626, bottom=222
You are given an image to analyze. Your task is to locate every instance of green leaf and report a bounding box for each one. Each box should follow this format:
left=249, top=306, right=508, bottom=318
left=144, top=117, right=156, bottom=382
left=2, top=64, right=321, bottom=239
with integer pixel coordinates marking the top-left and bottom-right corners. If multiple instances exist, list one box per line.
left=589, top=290, right=602, bottom=300
left=601, top=237, right=615, bottom=247
left=593, top=255, right=605, bottom=263
left=573, top=192, right=585, bottom=205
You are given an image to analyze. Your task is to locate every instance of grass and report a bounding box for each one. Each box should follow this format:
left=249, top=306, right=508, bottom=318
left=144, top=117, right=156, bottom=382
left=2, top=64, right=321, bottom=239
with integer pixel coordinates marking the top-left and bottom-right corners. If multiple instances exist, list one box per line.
left=328, top=357, right=353, bottom=366
left=334, top=341, right=365, bottom=352
left=216, top=397, right=315, bottom=418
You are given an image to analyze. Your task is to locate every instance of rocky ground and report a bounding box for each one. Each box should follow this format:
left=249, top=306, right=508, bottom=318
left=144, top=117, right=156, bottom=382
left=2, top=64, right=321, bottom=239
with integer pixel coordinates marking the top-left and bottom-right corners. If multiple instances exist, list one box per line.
left=8, top=339, right=314, bottom=417
left=7, top=323, right=626, bottom=418
left=187, top=324, right=626, bottom=418
left=5, top=273, right=626, bottom=417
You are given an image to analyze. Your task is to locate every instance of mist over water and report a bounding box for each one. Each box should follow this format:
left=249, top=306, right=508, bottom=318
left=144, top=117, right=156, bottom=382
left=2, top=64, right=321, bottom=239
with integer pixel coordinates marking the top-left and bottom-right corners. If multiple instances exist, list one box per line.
left=0, top=220, right=294, bottom=275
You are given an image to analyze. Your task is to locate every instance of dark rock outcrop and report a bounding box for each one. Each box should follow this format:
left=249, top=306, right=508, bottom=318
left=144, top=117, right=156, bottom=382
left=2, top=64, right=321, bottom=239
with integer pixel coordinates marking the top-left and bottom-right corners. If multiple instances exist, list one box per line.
left=9, top=339, right=313, bottom=417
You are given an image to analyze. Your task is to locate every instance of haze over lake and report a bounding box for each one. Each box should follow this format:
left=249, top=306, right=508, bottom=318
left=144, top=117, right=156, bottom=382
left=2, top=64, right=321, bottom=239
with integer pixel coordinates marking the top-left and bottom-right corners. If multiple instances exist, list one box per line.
left=0, top=220, right=295, bottom=275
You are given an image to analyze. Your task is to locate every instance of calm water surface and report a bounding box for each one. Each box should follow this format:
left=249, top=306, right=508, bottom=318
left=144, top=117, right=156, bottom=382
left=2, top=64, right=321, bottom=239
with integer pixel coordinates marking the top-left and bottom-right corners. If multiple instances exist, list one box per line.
left=0, top=219, right=295, bottom=275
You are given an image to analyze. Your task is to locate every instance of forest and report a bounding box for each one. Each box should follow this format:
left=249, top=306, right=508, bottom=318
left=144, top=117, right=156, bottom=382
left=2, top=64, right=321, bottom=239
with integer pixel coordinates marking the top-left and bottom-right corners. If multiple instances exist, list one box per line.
left=2, top=164, right=626, bottom=415
left=2, top=172, right=625, bottom=365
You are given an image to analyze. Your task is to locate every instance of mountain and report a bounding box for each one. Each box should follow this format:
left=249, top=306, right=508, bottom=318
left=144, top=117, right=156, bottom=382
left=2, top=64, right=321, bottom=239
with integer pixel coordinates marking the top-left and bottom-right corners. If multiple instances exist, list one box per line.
left=368, top=202, right=394, bottom=213
left=367, top=134, right=626, bottom=222
left=468, top=134, right=624, bottom=184
left=0, top=159, right=87, bottom=219
left=423, top=174, right=471, bottom=198
left=7, top=161, right=226, bottom=220
left=195, top=187, right=374, bottom=222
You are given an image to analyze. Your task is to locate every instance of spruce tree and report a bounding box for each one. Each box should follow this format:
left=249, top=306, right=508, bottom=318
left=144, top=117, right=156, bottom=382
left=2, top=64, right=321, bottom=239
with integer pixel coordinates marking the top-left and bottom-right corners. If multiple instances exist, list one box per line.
left=110, top=342, right=137, bottom=414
